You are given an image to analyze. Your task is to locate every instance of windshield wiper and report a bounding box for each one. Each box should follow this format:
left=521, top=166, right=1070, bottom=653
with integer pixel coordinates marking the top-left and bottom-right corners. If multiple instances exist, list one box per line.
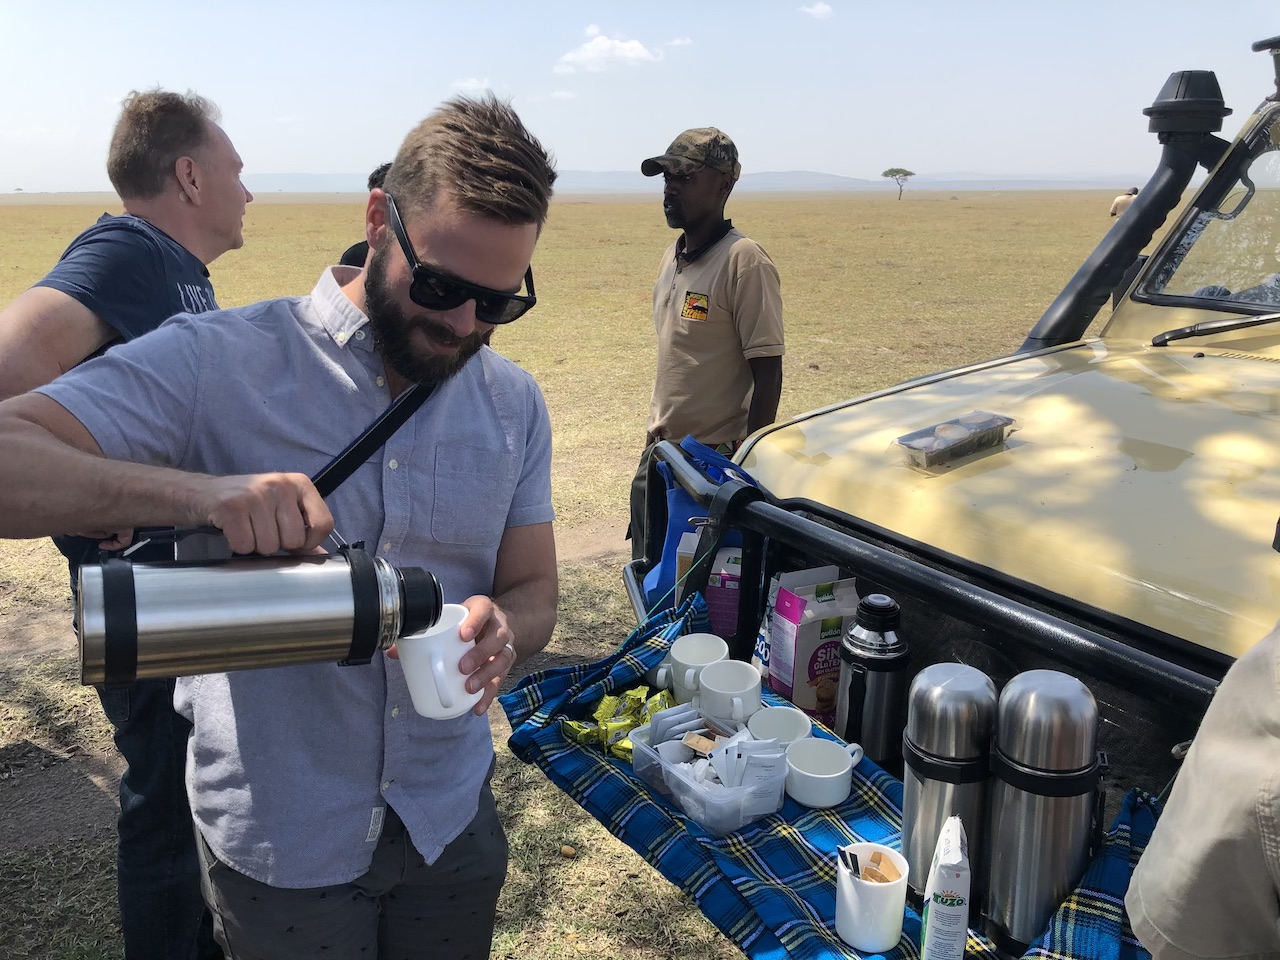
left=1151, top=311, right=1280, bottom=346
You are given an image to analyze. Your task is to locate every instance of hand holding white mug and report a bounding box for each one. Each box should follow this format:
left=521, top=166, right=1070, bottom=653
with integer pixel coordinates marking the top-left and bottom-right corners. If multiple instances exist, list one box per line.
left=388, top=596, right=519, bottom=718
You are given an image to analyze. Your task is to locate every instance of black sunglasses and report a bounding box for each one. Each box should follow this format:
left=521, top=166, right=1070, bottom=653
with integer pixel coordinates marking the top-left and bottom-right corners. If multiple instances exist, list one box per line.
left=385, top=193, right=536, bottom=324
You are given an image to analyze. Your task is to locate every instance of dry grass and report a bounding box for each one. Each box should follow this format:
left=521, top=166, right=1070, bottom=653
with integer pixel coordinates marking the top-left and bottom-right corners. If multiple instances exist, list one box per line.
left=0, top=192, right=1123, bottom=957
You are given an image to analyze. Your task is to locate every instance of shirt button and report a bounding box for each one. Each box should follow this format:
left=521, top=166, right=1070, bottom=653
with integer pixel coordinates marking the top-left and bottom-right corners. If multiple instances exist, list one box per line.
left=388, top=459, right=398, bottom=470
left=336, top=332, right=346, bottom=344
left=355, top=330, right=366, bottom=341
left=391, top=707, right=400, bottom=718
left=381, top=780, right=391, bottom=791
left=382, top=542, right=393, bottom=553
left=376, top=376, right=385, bottom=387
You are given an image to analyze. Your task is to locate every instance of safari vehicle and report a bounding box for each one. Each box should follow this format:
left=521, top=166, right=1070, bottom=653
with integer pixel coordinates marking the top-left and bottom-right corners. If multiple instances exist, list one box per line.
left=626, top=35, right=1280, bottom=796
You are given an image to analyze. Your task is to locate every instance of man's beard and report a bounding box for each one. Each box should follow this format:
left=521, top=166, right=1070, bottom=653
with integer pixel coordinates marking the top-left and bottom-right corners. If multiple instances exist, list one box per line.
left=663, top=198, right=684, bottom=229
left=363, top=247, right=486, bottom=386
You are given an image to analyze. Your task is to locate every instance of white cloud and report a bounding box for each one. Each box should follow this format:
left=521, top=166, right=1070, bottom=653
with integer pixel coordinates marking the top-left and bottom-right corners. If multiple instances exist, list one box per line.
left=668, top=36, right=693, bottom=46
left=449, top=77, right=490, bottom=92
left=801, top=2, right=833, bottom=18
left=551, top=90, right=577, bottom=101
left=555, top=34, right=662, bottom=73
left=585, top=24, right=601, bottom=37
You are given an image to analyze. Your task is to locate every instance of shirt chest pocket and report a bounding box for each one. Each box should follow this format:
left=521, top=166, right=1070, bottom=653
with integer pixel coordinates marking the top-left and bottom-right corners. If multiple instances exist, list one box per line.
left=431, top=444, right=519, bottom=545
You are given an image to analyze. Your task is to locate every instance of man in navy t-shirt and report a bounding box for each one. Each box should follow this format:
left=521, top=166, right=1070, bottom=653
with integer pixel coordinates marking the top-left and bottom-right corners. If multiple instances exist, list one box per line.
left=0, top=88, right=251, bottom=960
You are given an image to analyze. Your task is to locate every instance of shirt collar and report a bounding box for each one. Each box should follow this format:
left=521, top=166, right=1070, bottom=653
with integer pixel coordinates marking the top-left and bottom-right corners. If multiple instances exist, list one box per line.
left=311, top=266, right=374, bottom=350
left=675, top=219, right=735, bottom=265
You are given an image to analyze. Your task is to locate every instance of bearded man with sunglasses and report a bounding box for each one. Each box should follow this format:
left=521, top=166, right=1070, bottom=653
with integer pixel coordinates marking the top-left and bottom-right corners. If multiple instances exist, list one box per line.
left=0, top=95, right=557, bottom=959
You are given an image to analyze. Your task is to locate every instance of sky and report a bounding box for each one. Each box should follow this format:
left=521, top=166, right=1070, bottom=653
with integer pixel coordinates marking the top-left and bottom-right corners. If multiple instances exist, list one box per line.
left=1, top=0, right=1279, bottom=192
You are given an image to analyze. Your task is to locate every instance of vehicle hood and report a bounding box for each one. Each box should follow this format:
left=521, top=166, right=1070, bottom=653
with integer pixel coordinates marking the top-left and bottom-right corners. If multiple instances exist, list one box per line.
left=739, top=339, right=1280, bottom=659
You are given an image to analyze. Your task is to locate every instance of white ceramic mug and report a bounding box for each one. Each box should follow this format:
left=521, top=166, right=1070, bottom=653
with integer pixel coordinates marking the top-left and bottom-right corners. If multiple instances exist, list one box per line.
left=669, top=633, right=729, bottom=704
left=394, top=604, right=484, bottom=720
left=784, top=738, right=864, bottom=809
left=747, top=706, right=813, bottom=747
left=643, top=651, right=674, bottom=691
left=835, top=842, right=909, bottom=953
left=695, top=659, right=762, bottom=723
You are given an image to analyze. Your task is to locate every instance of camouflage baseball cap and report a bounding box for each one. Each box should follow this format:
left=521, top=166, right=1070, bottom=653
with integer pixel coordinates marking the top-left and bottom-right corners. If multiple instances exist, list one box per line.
left=641, top=128, right=741, bottom=181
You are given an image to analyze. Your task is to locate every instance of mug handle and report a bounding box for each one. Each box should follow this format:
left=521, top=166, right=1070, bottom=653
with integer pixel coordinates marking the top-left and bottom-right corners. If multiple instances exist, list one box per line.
left=731, top=696, right=744, bottom=721
left=655, top=664, right=672, bottom=689
left=431, top=650, right=454, bottom=710
left=845, top=743, right=864, bottom=767
left=681, top=667, right=698, bottom=690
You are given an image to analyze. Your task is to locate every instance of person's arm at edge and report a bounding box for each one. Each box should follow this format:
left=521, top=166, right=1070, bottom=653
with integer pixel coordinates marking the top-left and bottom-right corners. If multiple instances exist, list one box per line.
left=0, top=393, right=332, bottom=554
left=747, top=356, right=783, bottom=434
left=455, top=521, right=559, bottom=715
left=0, top=289, right=119, bottom=400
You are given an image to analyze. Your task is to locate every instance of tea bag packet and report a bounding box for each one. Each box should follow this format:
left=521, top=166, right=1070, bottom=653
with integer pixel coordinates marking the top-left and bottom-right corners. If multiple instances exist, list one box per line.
left=650, top=703, right=699, bottom=743
left=708, top=730, right=755, bottom=786
left=737, top=743, right=786, bottom=787
left=656, top=739, right=696, bottom=764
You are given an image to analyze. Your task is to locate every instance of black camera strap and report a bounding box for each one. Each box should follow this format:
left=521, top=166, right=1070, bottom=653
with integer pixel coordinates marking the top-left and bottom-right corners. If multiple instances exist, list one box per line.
left=126, top=381, right=437, bottom=554
left=311, top=381, right=436, bottom=497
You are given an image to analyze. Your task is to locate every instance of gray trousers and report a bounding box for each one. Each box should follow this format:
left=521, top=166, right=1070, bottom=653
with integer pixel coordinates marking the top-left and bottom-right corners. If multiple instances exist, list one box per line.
left=195, top=777, right=507, bottom=960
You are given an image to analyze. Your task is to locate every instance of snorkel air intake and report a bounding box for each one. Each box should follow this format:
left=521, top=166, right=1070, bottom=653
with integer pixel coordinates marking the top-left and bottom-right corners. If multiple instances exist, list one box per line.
left=1019, top=70, right=1233, bottom=351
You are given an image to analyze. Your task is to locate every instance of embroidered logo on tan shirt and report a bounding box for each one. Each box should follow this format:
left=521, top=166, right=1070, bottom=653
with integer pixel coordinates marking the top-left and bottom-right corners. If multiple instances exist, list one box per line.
left=681, top=292, right=710, bottom=321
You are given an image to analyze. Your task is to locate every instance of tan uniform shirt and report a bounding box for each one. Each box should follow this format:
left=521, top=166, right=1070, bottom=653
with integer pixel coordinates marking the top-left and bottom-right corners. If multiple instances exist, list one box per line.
left=1125, top=620, right=1280, bottom=960
left=1110, top=193, right=1136, bottom=217
left=648, top=227, right=784, bottom=446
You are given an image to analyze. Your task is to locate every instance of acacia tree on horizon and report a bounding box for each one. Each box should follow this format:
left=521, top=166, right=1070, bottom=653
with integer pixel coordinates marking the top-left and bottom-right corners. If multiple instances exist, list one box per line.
left=882, top=167, right=915, bottom=200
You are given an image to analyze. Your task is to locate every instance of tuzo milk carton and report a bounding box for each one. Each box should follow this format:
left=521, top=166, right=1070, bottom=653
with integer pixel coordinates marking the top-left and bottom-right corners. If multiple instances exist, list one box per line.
left=921, top=816, right=971, bottom=960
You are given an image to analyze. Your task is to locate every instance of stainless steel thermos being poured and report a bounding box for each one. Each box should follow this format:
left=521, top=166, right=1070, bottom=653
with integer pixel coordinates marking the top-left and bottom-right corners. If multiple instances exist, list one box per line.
left=77, top=546, right=443, bottom=685
left=835, top=593, right=910, bottom=770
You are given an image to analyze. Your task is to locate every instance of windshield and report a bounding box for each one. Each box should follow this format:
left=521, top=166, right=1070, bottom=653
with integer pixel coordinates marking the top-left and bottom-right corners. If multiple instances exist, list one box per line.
left=1141, top=105, right=1280, bottom=310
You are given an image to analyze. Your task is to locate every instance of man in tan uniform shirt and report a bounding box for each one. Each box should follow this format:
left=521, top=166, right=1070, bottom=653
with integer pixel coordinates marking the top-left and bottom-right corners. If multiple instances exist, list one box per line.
left=1110, top=187, right=1139, bottom=217
left=1124, top=618, right=1280, bottom=959
left=628, top=128, right=784, bottom=561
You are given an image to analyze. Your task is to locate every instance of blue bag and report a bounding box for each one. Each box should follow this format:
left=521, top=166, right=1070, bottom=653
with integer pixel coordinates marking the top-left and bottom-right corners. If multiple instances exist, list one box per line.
left=642, top=435, right=763, bottom=614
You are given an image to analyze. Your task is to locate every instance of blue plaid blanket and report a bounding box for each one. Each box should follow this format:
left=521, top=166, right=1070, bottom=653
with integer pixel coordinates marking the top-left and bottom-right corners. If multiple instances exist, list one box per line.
left=501, top=595, right=1158, bottom=960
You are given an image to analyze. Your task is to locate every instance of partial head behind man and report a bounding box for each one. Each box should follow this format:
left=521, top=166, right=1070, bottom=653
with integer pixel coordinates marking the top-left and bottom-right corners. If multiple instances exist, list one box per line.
left=362, top=94, right=556, bottom=386
left=108, top=89, right=252, bottom=263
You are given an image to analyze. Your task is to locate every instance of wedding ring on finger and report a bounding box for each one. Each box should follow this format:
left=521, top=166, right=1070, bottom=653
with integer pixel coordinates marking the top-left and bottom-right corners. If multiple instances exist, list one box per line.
left=504, top=642, right=517, bottom=662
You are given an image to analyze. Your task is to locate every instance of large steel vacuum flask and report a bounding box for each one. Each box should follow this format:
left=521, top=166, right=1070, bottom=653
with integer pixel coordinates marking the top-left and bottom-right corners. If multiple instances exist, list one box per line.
left=984, top=670, right=1101, bottom=953
left=77, top=547, right=442, bottom=684
left=901, top=662, right=997, bottom=901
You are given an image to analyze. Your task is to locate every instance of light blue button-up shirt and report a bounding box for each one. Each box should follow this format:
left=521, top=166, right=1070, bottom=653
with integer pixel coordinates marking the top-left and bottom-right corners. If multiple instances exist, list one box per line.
left=38, top=267, right=555, bottom=887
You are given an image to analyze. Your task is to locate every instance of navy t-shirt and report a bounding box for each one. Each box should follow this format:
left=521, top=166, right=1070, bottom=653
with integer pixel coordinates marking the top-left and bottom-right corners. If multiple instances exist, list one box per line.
left=35, top=214, right=219, bottom=573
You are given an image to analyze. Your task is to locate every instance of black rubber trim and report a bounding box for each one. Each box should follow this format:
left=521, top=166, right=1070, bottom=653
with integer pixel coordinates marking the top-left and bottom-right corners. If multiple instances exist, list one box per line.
left=339, top=547, right=381, bottom=666
left=991, top=746, right=1101, bottom=798
left=101, top=558, right=139, bottom=686
left=839, top=645, right=910, bottom=671
left=902, top=732, right=989, bottom=785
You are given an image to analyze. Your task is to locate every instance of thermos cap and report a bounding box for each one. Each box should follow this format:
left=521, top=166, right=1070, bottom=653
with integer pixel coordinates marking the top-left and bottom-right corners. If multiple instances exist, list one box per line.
left=855, top=593, right=900, bottom=632
left=399, top=568, right=444, bottom=637
left=996, top=670, right=1098, bottom=772
left=905, top=662, right=998, bottom=760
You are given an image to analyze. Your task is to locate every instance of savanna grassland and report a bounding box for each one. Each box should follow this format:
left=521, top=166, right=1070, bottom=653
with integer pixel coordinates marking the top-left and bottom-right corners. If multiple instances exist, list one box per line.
left=0, top=190, right=1122, bottom=958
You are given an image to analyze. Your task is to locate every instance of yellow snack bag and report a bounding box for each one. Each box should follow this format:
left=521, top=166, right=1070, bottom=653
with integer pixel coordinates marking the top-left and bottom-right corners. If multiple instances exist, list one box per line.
left=599, top=717, right=635, bottom=749
left=592, top=695, right=623, bottom=726
left=562, top=720, right=600, bottom=747
left=609, top=737, right=634, bottom=763
left=642, top=689, right=674, bottom=724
